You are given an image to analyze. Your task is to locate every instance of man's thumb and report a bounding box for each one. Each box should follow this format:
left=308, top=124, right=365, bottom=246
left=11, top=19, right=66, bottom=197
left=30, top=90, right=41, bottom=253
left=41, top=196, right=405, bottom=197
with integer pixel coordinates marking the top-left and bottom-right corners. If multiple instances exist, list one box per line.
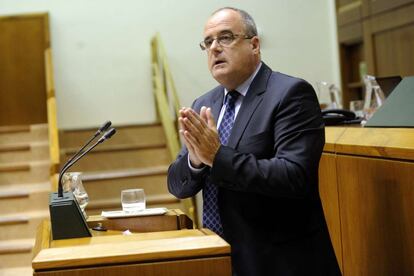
left=206, top=108, right=216, bottom=128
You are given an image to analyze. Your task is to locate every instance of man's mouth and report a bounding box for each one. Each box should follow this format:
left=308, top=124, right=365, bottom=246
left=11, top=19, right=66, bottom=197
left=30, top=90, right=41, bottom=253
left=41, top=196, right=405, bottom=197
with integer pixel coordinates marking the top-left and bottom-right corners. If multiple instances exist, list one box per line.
left=213, top=60, right=226, bottom=67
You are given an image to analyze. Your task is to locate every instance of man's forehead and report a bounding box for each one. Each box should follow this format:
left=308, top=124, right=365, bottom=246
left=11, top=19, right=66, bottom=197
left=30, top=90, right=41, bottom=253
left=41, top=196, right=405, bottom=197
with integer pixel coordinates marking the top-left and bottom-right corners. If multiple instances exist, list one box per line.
left=203, top=10, right=243, bottom=36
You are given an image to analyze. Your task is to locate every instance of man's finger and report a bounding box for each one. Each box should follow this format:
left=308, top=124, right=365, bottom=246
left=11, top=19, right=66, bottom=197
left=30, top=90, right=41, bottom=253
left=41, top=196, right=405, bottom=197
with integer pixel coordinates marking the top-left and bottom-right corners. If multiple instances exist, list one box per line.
left=181, top=130, right=195, bottom=152
left=189, top=108, right=210, bottom=130
left=180, top=129, right=200, bottom=153
left=178, top=117, right=187, bottom=131
left=200, top=106, right=208, bottom=122
left=183, top=130, right=200, bottom=149
left=179, top=107, right=188, bottom=118
left=185, top=110, right=207, bottom=133
left=182, top=117, right=202, bottom=136
left=206, top=108, right=217, bottom=129
left=180, top=129, right=203, bottom=166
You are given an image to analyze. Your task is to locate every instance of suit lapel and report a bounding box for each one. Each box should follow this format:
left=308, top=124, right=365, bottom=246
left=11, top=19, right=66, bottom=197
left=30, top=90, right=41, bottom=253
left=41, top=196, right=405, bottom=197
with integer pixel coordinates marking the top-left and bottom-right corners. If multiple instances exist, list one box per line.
left=227, top=63, right=273, bottom=148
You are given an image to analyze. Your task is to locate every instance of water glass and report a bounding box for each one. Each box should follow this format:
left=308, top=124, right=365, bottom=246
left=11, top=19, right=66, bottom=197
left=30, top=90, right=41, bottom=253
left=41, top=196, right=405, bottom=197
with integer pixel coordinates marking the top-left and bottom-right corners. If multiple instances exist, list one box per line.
left=62, top=172, right=89, bottom=218
left=316, top=81, right=342, bottom=109
left=121, top=189, right=146, bottom=212
left=363, top=75, right=386, bottom=120
left=349, top=100, right=364, bottom=118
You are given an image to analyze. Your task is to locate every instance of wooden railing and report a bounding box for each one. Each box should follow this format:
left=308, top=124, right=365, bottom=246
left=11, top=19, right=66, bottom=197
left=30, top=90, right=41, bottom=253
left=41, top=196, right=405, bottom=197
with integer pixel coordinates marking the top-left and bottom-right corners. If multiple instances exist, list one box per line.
left=151, top=34, right=198, bottom=225
left=44, top=48, right=60, bottom=191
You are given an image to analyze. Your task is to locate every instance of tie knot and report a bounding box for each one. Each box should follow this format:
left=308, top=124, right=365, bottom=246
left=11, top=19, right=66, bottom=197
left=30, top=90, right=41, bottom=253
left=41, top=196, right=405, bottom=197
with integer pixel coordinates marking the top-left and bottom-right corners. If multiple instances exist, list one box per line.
left=225, top=90, right=240, bottom=106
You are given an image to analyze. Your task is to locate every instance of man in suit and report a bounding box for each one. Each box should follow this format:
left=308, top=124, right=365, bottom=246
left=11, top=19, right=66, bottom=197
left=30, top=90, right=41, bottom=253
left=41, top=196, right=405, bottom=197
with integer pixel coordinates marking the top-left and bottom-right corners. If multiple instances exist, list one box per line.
left=167, top=7, right=341, bottom=276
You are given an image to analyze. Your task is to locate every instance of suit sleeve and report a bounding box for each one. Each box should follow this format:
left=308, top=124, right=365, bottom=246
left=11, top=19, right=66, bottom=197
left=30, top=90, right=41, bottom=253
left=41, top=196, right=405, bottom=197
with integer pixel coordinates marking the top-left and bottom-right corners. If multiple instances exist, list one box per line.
left=167, top=148, right=209, bottom=199
left=210, top=80, right=325, bottom=199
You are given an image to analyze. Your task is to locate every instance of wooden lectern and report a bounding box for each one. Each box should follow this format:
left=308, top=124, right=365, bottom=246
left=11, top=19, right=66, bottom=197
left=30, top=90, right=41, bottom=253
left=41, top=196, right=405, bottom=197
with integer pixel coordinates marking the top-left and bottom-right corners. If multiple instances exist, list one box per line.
left=32, top=209, right=231, bottom=275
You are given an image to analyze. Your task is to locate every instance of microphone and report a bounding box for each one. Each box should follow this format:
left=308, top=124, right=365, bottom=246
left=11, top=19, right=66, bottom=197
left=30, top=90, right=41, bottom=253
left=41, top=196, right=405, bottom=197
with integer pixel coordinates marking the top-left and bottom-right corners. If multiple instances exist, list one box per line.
left=60, top=120, right=111, bottom=175
left=49, top=126, right=116, bottom=240
left=58, top=127, right=116, bottom=197
left=95, top=120, right=112, bottom=136
left=97, top=127, right=116, bottom=143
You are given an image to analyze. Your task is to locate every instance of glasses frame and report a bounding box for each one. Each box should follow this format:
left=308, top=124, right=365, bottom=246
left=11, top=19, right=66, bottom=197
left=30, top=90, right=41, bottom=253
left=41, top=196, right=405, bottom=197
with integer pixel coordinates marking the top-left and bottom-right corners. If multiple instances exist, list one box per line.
left=199, top=33, right=254, bottom=51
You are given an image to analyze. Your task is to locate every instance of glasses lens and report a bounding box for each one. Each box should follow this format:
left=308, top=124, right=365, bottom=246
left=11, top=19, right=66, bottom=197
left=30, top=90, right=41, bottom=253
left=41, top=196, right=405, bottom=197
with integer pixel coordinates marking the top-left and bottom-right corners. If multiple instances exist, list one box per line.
left=200, top=33, right=240, bottom=50
left=218, top=34, right=235, bottom=46
left=204, top=38, right=213, bottom=49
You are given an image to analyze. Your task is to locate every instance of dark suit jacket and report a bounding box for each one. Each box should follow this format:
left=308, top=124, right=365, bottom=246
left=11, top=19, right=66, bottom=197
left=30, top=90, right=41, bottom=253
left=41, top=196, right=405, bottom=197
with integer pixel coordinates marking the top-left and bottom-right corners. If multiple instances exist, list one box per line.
left=167, top=63, right=341, bottom=276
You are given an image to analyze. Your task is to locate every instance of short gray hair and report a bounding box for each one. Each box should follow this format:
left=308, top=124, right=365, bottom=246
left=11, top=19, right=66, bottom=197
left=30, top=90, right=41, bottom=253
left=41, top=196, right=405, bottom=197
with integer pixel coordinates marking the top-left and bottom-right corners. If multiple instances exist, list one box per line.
left=212, top=7, right=258, bottom=37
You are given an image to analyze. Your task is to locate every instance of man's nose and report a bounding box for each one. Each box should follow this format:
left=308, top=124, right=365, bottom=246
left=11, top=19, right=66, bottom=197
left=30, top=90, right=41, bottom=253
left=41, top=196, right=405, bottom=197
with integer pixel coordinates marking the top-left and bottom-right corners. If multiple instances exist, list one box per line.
left=210, top=39, right=222, bottom=51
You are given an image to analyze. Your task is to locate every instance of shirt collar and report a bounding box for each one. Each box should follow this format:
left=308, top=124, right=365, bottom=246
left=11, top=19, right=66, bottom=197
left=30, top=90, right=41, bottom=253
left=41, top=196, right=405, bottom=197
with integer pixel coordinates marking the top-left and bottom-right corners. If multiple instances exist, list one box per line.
left=224, top=62, right=262, bottom=97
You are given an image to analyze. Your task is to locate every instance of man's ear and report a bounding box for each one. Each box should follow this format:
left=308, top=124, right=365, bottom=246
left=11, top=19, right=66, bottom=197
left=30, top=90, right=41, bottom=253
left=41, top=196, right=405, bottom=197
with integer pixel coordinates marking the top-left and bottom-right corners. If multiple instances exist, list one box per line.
left=251, top=36, right=260, bottom=54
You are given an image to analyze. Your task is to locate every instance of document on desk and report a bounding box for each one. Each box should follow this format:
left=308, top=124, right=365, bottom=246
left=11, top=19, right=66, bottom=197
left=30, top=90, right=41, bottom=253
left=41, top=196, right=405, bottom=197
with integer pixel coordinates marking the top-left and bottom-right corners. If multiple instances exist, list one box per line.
left=101, top=207, right=167, bottom=218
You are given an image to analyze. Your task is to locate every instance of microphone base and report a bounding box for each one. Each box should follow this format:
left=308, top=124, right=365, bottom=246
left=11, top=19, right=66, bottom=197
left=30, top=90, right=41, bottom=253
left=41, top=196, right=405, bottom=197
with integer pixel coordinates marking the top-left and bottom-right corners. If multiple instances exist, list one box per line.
left=49, top=192, right=91, bottom=240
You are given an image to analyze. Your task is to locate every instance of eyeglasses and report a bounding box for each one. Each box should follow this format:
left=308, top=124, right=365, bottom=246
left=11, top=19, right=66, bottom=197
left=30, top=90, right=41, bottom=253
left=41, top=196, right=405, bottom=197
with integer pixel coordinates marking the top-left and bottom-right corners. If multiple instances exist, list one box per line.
left=199, top=33, right=253, bottom=51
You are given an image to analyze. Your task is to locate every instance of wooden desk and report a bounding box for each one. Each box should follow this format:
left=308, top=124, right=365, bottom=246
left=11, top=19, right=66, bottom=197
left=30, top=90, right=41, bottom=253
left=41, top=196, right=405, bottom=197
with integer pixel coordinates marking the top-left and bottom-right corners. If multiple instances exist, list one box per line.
left=319, top=127, right=414, bottom=275
left=87, top=208, right=193, bottom=233
left=32, top=210, right=231, bottom=275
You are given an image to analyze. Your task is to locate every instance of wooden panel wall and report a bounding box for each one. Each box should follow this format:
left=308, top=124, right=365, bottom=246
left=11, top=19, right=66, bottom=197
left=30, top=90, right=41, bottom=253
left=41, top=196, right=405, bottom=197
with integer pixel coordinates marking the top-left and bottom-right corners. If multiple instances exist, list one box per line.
left=373, top=24, right=414, bottom=77
left=0, top=13, right=49, bottom=126
left=367, top=0, right=414, bottom=15
left=339, top=43, right=364, bottom=107
left=337, top=155, right=414, bottom=275
left=320, top=127, right=414, bottom=275
left=319, top=153, right=343, bottom=273
left=364, top=3, right=414, bottom=76
left=336, top=0, right=414, bottom=109
left=33, top=257, right=232, bottom=276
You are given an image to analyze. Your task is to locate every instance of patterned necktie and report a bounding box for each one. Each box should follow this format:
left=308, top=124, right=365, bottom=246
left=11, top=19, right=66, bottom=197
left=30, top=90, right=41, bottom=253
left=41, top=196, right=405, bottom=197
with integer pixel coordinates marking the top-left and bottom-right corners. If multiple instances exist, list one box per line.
left=203, top=90, right=240, bottom=236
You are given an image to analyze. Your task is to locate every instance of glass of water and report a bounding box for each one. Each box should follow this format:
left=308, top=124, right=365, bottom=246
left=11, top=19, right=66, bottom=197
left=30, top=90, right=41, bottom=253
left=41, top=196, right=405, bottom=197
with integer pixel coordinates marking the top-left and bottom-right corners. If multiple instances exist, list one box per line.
left=62, top=172, right=89, bottom=218
left=350, top=100, right=364, bottom=118
left=121, top=189, right=146, bottom=213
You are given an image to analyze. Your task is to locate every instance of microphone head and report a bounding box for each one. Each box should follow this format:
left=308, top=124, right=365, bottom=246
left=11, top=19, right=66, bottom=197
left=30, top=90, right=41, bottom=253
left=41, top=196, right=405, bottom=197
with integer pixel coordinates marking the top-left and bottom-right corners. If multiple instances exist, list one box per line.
left=98, top=121, right=112, bottom=133
left=98, top=128, right=116, bottom=143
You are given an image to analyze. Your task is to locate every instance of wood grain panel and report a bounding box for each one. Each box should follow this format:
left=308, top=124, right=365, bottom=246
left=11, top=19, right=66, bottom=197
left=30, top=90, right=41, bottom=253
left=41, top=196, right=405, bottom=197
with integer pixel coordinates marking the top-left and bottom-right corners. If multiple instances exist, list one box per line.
left=335, top=127, right=414, bottom=160
left=338, top=0, right=358, bottom=8
left=33, top=256, right=231, bottom=276
left=32, top=227, right=230, bottom=270
left=0, top=14, right=49, bottom=126
left=324, top=127, right=347, bottom=152
left=369, top=2, right=414, bottom=33
left=337, top=155, right=414, bottom=275
left=319, top=153, right=343, bottom=273
left=338, top=21, right=363, bottom=44
left=363, top=2, right=414, bottom=75
left=337, top=1, right=362, bottom=26
left=64, top=146, right=170, bottom=171
left=339, top=42, right=364, bottom=108
left=0, top=211, right=49, bottom=240
left=0, top=250, right=34, bottom=268
left=86, top=209, right=192, bottom=233
left=59, top=123, right=165, bottom=149
left=82, top=172, right=169, bottom=202
left=374, top=23, right=414, bottom=77
left=368, top=0, right=414, bottom=15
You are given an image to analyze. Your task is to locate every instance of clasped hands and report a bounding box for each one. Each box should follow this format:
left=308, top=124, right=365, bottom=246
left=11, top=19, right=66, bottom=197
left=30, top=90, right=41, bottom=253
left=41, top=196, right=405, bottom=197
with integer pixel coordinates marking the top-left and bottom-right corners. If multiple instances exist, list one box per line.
left=179, top=106, right=221, bottom=168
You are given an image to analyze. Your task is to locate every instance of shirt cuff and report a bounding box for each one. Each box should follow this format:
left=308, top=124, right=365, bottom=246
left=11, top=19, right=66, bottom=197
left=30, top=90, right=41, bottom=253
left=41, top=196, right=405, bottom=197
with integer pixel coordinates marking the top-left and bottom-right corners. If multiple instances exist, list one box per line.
left=187, top=154, right=206, bottom=172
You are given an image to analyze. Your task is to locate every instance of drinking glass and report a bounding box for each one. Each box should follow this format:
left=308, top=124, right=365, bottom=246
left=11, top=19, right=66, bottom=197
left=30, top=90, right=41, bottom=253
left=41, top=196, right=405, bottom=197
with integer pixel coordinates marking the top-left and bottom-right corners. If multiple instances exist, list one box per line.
left=121, top=189, right=146, bottom=212
left=363, top=75, right=386, bottom=120
left=316, top=81, right=342, bottom=109
left=62, top=172, right=89, bottom=218
left=349, top=100, right=364, bottom=118
left=316, top=81, right=330, bottom=109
